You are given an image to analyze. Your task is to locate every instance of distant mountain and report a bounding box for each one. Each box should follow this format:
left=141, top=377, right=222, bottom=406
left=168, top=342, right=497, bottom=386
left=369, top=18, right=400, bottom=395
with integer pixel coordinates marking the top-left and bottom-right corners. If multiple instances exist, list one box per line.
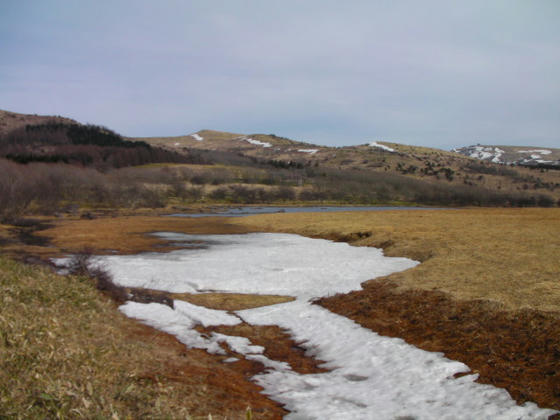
left=453, top=145, right=560, bottom=169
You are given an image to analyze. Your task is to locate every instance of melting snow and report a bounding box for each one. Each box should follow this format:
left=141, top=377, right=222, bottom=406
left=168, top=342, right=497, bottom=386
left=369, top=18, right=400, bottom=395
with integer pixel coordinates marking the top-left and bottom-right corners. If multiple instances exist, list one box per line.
left=459, top=145, right=510, bottom=163
left=369, top=141, right=395, bottom=152
left=298, top=149, right=319, bottom=154
left=95, top=233, right=555, bottom=419
left=243, top=137, right=272, bottom=148
left=191, top=133, right=204, bottom=141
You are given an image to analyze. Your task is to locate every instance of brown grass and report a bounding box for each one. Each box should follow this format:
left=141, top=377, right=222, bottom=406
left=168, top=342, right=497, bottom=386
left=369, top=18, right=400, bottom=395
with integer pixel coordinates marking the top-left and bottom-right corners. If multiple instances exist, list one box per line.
left=37, top=215, right=255, bottom=256
left=171, top=292, right=294, bottom=311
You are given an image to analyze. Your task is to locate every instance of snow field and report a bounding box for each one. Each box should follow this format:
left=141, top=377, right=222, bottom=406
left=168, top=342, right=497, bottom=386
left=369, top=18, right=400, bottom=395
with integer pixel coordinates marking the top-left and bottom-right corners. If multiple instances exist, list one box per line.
left=100, top=232, right=555, bottom=419
left=190, top=133, right=204, bottom=141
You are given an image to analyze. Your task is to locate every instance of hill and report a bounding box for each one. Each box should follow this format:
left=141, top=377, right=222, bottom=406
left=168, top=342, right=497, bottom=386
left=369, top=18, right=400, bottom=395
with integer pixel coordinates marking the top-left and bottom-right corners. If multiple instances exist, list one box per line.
left=0, top=108, right=559, bottom=223
left=136, top=130, right=560, bottom=206
left=0, top=115, right=195, bottom=169
left=453, top=144, right=560, bottom=169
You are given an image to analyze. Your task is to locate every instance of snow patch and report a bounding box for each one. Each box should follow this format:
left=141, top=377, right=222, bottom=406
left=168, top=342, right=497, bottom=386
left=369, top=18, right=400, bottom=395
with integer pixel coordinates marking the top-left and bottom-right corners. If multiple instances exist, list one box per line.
left=369, top=141, right=395, bottom=152
left=243, top=137, right=272, bottom=148
left=298, top=149, right=318, bottom=154
left=191, top=133, right=203, bottom=141
left=100, top=232, right=417, bottom=299
left=518, top=149, right=551, bottom=155
left=238, top=301, right=553, bottom=419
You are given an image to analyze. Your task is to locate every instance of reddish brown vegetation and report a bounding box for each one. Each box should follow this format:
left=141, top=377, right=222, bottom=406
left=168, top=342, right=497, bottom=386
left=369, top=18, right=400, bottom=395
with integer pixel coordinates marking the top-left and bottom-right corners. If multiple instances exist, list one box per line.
left=125, top=320, right=287, bottom=419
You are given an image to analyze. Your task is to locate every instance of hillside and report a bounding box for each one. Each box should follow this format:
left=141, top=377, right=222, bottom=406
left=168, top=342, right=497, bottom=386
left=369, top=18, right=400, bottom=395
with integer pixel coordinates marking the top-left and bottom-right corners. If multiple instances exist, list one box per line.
left=136, top=130, right=560, bottom=206
left=0, top=109, right=77, bottom=137
left=453, top=144, right=560, bottom=169
left=0, top=117, right=195, bottom=169
left=0, top=109, right=559, bottom=224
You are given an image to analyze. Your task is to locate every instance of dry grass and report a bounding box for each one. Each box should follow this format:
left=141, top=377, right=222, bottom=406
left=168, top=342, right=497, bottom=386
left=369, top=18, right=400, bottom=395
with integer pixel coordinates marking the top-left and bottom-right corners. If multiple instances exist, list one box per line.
left=0, top=256, right=285, bottom=418
left=170, top=292, right=294, bottom=311
left=36, top=215, right=254, bottom=256
left=232, top=208, right=560, bottom=313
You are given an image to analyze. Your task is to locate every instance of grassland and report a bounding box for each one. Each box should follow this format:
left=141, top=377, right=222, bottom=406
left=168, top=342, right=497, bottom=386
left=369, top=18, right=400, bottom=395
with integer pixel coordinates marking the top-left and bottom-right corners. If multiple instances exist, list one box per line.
left=2, top=207, right=559, bottom=415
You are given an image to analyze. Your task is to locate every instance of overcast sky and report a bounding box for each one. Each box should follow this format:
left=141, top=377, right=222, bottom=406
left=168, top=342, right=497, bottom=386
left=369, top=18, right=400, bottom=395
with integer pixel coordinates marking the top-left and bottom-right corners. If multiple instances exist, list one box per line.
left=1, top=1, right=559, bottom=149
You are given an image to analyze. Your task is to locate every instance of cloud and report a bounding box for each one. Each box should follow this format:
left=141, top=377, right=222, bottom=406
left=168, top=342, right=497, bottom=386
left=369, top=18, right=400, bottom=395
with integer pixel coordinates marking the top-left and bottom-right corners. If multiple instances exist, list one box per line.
left=1, top=0, right=559, bottom=149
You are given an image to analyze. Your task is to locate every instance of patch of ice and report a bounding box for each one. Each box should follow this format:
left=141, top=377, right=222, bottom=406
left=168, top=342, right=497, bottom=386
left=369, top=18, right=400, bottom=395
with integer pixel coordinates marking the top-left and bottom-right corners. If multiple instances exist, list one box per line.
left=243, top=137, right=272, bottom=148
left=298, top=149, right=318, bottom=154
left=191, top=133, right=203, bottom=141
left=369, top=141, right=395, bottom=152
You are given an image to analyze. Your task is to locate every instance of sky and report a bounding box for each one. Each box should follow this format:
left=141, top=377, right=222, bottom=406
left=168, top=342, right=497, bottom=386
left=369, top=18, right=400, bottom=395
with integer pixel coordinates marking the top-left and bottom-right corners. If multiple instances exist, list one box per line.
left=1, top=1, right=559, bottom=150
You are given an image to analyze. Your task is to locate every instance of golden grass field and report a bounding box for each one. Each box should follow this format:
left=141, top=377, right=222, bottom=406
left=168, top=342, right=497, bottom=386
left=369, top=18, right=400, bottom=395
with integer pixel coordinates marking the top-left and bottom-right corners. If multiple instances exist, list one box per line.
left=2, top=207, right=560, bottom=416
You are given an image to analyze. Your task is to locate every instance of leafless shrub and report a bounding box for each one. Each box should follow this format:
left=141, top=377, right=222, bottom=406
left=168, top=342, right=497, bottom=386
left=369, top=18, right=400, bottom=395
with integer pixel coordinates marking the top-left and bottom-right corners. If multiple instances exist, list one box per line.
left=67, top=250, right=128, bottom=303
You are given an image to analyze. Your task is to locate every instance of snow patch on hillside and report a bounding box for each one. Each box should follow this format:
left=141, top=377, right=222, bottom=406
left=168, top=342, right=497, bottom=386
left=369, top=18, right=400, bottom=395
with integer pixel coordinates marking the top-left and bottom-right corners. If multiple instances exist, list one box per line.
left=191, top=133, right=204, bottom=141
left=298, top=149, right=318, bottom=154
left=243, top=137, right=272, bottom=148
left=518, top=149, right=552, bottom=155
left=369, top=141, right=395, bottom=152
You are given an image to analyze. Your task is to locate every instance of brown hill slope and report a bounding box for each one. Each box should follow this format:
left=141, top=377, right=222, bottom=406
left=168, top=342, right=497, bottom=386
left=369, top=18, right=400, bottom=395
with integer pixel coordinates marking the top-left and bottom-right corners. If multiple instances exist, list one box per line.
left=137, top=130, right=560, bottom=204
